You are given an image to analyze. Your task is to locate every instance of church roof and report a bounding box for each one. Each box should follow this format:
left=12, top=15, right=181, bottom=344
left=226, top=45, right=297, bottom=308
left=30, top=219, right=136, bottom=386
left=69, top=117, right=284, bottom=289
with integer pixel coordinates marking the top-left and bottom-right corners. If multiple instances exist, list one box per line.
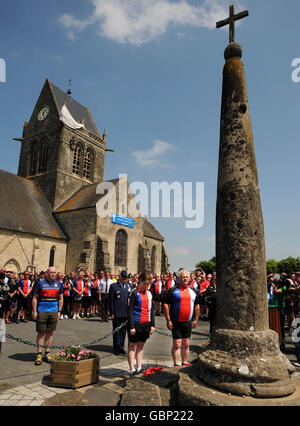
left=49, top=81, right=100, bottom=136
left=143, top=218, right=164, bottom=241
left=55, top=179, right=164, bottom=241
left=55, top=179, right=120, bottom=212
left=0, top=170, right=67, bottom=240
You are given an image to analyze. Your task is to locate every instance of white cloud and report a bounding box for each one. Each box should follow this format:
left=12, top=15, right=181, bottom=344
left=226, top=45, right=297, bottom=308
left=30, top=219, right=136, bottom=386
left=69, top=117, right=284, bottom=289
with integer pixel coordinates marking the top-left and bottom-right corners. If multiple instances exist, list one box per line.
left=58, top=0, right=232, bottom=45
left=132, top=139, right=175, bottom=168
left=169, top=245, right=192, bottom=256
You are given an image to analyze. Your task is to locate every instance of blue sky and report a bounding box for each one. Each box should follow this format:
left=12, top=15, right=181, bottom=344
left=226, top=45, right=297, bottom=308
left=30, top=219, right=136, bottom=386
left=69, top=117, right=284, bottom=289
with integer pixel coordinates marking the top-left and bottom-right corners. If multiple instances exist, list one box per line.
left=0, top=0, right=300, bottom=271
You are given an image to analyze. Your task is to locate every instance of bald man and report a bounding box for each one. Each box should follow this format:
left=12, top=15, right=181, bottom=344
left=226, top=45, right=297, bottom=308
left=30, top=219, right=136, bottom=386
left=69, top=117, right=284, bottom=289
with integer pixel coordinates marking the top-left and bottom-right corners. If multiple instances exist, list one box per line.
left=163, top=269, right=200, bottom=366
left=32, top=267, right=63, bottom=366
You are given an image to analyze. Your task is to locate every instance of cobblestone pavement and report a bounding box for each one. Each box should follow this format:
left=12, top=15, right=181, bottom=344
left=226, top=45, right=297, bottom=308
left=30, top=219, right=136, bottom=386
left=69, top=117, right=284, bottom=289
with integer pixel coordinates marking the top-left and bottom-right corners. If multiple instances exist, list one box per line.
left=0, top=359, right=174, bottom=406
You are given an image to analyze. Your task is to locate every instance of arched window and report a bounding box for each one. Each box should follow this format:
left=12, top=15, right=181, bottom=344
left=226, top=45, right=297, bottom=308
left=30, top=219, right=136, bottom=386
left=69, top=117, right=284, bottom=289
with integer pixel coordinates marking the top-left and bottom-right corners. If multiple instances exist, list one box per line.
left=151, top=246, right=156, bottom=273
left=30, top=144, right=39, bottom=175
left=83, top=147, right=94, bottom=180
left=49, top=246, right=56, bottom=267
left=114, top=230, right=127, bottom=266
left=38, top=144, right=48, bottom=173
left=72, top=142, right=83, bottom=176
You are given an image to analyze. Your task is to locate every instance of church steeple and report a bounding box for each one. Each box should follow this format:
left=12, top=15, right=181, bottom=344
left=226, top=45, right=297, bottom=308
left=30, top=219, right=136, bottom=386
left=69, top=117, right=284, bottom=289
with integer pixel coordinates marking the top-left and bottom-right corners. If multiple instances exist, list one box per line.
left=16, top=78, right=107, bottom=210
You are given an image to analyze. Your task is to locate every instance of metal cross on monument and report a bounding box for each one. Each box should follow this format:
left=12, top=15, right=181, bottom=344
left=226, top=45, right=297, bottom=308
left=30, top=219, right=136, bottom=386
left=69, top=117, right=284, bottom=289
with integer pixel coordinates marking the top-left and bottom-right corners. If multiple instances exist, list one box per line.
left=216, top=4, right=249, bottom=43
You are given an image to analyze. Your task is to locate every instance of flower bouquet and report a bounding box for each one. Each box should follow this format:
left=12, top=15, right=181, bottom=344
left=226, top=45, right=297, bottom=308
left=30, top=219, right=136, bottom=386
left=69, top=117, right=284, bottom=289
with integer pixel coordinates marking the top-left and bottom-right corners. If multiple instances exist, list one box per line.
left=54, top=346, right=97, bottom=362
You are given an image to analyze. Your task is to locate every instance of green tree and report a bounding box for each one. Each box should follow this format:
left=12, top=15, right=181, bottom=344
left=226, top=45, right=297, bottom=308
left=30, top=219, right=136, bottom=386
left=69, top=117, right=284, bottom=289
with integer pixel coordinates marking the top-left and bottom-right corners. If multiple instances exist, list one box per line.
left=266, top=259, right=279, bottom=274
left=195, top=257, right=216, bottom=274
left=277, top=257, right=300, bottom=273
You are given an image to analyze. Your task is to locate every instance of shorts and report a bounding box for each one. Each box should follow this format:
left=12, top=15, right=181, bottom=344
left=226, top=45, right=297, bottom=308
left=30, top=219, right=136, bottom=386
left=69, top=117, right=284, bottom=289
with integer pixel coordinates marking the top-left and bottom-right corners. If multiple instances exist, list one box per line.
left=36, top=312, right=58, bottom=333
left=128, top=322, right=151, bottom=343
left=91, top=292, right=100, bottom=303
left=82, top=296, right=92, bottom=309
left=153, top=294, right=162, bottom=302
left=17, top=296, right=29, bottom=310
left=171, top=320, right=192, bottom=340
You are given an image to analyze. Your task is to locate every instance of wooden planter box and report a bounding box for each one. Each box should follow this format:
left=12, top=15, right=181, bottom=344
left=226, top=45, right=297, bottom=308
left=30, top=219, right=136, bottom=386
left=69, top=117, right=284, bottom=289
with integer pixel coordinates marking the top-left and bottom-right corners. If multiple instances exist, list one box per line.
left=50, top=357, right=99, bottom=389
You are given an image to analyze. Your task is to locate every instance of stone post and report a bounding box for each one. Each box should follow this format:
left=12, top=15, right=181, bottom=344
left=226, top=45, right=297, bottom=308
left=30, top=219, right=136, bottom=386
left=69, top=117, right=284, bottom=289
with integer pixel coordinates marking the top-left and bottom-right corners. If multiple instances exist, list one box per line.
left=197, top=43, right=296, bottom=398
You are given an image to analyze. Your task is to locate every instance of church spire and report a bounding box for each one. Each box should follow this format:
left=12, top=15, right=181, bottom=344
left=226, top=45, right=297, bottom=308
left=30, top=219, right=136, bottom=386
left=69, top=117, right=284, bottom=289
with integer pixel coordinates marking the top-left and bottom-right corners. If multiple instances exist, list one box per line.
left=67, top=76, right=72, bottom=96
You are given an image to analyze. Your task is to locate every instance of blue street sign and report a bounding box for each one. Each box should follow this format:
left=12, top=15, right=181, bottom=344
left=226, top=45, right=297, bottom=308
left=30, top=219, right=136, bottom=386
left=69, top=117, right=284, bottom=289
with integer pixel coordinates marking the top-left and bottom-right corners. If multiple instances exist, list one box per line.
left=111, top=214, right=135, bottom=228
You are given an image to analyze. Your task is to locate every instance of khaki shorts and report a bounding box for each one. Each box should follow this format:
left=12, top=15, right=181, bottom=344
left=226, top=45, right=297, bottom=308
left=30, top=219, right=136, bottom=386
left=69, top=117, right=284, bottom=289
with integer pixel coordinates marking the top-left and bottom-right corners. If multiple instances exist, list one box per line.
left=36, top=312, right=58, bottom=333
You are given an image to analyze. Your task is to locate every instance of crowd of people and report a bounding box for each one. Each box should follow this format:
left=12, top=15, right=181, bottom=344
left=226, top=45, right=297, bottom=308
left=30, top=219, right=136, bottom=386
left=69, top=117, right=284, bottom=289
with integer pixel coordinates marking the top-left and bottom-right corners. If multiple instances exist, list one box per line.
left=0, top=268, right=216, bottom=326
left=2, top=265, right=300, bottom=373
left=267, top=271, right=300, bottom=365
left=0, top=266, right=216, bottom=373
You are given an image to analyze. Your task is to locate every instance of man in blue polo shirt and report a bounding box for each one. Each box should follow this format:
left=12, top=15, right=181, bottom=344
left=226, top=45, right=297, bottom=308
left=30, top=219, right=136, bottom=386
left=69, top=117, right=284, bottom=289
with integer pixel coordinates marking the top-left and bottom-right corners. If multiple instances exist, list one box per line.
left=32, top=267, right=63, bottom=366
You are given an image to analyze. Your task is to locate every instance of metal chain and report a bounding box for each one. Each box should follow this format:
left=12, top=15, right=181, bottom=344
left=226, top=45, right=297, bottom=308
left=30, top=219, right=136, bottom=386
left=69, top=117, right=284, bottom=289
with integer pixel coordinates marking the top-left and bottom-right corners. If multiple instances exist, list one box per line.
left=5, top=321, right=209, bottom=349
left=5, top=320, right=129, bottom=350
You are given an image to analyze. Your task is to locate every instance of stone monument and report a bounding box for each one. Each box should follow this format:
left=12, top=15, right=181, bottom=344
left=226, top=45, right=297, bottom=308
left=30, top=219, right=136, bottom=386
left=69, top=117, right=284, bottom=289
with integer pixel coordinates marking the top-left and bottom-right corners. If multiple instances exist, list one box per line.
left=196, top=5, right=295, bottom=399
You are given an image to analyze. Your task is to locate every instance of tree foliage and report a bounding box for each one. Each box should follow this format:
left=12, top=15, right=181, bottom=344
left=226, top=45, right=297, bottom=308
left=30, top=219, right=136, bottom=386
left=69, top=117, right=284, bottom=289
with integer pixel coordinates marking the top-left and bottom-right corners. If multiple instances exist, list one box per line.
left=196, top=256, right=300, bottom=275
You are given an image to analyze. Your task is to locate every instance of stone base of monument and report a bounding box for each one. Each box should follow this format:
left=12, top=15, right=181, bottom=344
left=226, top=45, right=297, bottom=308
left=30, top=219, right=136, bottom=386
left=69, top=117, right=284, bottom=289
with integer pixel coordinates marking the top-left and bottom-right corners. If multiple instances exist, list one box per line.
left=196, top=329, right=296, bottom=398
left=177, top=328, right=300, bottom=406
left=177, top=365, right=300, bottom=406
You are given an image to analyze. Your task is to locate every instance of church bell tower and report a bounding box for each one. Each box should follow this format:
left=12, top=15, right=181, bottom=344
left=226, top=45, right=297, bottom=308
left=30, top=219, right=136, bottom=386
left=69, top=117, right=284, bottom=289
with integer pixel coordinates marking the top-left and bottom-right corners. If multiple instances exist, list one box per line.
left=16, top=78, right=107, bottom=210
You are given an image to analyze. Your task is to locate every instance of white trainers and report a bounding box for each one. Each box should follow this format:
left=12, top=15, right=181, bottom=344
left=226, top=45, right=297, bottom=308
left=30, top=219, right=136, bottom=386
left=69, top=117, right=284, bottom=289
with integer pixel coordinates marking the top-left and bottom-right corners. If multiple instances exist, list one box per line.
left=60, top=315, right=63, bottom=320
left=64, top=315, right=69, bottom=319
left=73, top=314, right=77, bottom=320
left=76, top=314, right=81, bottom=319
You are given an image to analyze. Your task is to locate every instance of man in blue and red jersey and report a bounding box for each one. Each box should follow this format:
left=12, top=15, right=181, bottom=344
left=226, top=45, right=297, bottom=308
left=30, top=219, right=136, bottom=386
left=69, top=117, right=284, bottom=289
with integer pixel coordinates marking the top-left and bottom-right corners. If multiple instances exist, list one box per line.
left=188, top=272, right=199, bottom=292
left=82, top=274, right=93, bottom=318
left=164, top=272, right=176, bottom=292
left=151, top=274, right=163, bottom=316
left=163, top=269, right=200, bottom=366
left=128, top=272, right=155, bottom=377
left=72, top=271, right=85, bottom=319
left=32, top=267, right=63, bottom=365
left=17, top=271, right=33, bottom=323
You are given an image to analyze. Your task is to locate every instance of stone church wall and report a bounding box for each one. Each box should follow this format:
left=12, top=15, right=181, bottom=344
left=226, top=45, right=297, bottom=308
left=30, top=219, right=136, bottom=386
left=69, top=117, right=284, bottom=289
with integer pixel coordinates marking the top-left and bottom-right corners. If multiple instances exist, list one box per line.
left=54, top=208, right=97, bottom=273
left=96, top=215, right=144, bottom=274
left=0, top=229, right=67, bottom=273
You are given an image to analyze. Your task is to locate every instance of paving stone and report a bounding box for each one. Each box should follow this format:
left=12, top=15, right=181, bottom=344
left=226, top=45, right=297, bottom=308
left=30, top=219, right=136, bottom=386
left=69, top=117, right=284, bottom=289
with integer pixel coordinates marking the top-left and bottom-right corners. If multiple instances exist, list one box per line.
left=83, top=387, right=120, bottom=406
left=29, top=399, right=44, bottom=406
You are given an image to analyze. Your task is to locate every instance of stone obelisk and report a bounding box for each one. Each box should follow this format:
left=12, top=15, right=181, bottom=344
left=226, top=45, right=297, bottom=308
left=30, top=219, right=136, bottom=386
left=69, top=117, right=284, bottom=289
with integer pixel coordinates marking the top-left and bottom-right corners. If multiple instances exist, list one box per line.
left=197, top=6, right=296, bottom=398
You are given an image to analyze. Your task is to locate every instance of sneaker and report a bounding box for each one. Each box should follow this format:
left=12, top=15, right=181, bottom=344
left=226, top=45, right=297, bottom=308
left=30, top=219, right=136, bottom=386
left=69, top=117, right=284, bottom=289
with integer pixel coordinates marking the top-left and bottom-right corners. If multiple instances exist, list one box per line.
left=60, top=315, right=64, bottom=320
left=43, top=352, right=52, bottom=363
left=135, top=367, right=144, bottom=375
left=35, top=353, right=43, bottom=366
left=77, top=314, right=81, bottom=319
left=129, top=370, right=136, bottom=378
left=64, top=315, right=69, bottom=319
left=73, top=314, right=77, bottom=320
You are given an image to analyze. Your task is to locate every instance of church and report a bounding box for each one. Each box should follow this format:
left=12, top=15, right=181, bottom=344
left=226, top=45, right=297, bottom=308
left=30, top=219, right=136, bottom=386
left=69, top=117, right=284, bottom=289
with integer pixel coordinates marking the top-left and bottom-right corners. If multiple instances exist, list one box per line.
left=0, top=78, right=168, bottom=275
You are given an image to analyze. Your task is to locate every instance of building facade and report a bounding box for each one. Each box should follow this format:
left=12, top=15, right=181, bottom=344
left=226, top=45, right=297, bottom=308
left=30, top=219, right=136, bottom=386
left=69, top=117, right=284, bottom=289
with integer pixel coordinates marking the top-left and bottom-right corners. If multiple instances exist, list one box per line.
left=0, top=78, right=168, bottom=275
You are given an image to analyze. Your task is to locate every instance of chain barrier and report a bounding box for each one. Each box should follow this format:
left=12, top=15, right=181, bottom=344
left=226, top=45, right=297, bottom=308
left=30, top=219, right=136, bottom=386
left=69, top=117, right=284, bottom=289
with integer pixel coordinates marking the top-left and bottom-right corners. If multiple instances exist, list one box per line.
left=5, top=321, right=209, bottom=350
left=5, top=320, right=129, bottom=350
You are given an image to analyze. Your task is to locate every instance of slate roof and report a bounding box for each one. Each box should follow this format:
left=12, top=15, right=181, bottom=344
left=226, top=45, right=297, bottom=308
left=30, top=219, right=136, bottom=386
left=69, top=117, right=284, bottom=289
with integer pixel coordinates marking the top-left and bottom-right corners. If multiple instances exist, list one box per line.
left=49, top=81, right=100, bottom=136
left=0, top=170, right=67, bottom=240
left=55, top=179, right=120, bottom=212
left=143, top=218, right=164, bottom=241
